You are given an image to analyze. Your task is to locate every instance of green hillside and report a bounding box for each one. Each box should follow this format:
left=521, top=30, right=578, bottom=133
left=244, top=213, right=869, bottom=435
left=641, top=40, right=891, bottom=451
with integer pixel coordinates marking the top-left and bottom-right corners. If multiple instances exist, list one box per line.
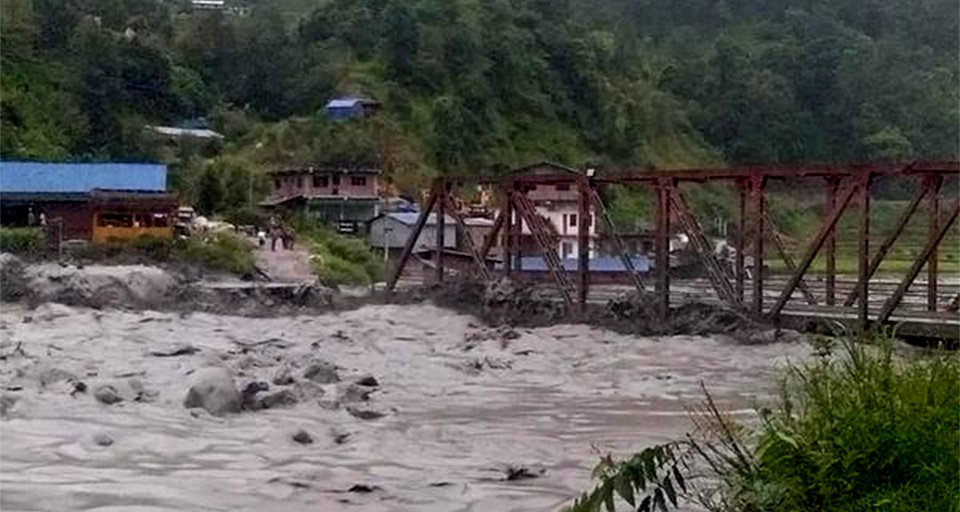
left=1, top=0, right=957, bottom=215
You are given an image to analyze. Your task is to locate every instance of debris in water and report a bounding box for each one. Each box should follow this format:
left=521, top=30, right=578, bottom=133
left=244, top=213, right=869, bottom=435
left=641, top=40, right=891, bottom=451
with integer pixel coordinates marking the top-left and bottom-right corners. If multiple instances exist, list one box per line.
left=149, top=343, right=200, bottom=357
left=352, top=374, right=379, bottom=387
left=292, top=429, right=314, bottom=444
left=332, top=429, right=351, bottom=444
left=347, top=484, right=381, bottom=493
left=501, top=465, right=545, bottom=481
left=463, top=356, right=513, bottom=373
left=233, top=338, right=290, bottom=350
left=70, top=382, right=87, bottom=396
left=93, top=433, right=114, bottom=447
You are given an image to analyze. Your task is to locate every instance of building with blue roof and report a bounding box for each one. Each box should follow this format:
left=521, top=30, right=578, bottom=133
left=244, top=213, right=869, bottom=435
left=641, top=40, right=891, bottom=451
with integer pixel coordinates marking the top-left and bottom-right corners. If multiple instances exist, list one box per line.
left=323, top=97, right=381, bottom=120
left=0, top=161, right=174, bottom=240
left=0, top=162, right=167, bottom=194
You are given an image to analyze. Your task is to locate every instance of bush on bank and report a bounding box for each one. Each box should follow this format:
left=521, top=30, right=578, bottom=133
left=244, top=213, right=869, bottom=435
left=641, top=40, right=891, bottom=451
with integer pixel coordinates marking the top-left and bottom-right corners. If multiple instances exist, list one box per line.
left=287, top=216, right=383, bottom=287
left=567, top=333, right=960, bottom=512
left=59, top=233, right=256, bottom=276
left=0, top=227, right=44, bottom=254
left=173, top=232, right=256, bottom=276
left=308, top=230, right=383, bottom=287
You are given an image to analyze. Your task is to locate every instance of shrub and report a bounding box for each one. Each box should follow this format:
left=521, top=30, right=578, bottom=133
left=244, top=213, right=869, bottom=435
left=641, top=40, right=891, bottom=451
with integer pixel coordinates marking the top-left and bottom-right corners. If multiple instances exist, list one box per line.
left=567, top=332, right=960, bottom=512
left=301, top=224, right=383, bottom=287
left=0, top=227, right=44, bottom=254
left=749, top=335, right=958, bottom=512
left=173, top=232, right=255, bottom=275
left=128, top=234, right=173, bottom=260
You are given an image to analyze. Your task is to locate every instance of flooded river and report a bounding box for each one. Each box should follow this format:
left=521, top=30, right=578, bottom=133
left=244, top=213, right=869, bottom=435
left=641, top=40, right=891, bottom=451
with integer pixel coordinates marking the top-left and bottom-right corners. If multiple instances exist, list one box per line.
left=0, top=303, right=810, bottom=511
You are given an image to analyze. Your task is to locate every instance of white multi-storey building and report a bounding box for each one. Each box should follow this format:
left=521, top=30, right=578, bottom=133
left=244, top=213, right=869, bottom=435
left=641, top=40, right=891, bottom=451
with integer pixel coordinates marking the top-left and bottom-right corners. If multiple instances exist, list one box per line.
left=501, top=162, right=598, bottom=259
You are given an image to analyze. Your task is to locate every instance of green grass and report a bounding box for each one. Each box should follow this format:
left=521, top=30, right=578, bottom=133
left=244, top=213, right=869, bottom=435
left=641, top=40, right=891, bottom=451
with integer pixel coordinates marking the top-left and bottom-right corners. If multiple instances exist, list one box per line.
left=767, top=254, right=960, bottom=275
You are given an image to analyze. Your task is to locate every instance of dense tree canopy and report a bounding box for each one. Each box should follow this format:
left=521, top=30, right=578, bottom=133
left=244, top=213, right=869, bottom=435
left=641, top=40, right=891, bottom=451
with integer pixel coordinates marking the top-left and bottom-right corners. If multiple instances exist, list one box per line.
left=1, top=0, right=956, bottom=190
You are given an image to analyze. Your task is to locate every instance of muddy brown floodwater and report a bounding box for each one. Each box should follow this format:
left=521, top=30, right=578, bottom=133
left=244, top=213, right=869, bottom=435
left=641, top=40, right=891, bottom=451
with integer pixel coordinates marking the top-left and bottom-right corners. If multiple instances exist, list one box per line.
left=0, top=302, right=810, bottom=512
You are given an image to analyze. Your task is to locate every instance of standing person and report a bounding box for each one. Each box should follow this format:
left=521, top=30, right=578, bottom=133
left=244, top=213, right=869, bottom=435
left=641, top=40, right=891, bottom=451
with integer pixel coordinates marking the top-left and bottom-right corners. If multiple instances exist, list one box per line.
left=257, top=228, right=266, bottom=248
left=27, top=207, right=35, bottom=226
left=39, top=210, right=47, bottom=227
left=270, top=228, right=279, bottom=251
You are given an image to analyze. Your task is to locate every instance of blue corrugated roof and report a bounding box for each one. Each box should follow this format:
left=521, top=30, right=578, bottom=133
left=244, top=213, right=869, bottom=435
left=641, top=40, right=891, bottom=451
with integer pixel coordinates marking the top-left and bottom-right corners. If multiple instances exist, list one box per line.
left=497, top=256, right=651, bottom=273
left=0, top=162, right=167, bottom=193
left=386, top=212, right=455, bottom=225
left=326, top=98, right=362, bottom=109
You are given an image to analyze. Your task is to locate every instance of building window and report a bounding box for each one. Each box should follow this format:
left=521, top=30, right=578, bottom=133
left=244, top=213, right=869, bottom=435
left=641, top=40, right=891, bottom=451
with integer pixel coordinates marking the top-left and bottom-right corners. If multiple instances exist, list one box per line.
left=555, top=183, right=570, bottom=191
left=313, top=175, right=329, bottom=188
left=351, top=176, right=367, bottom=186
left=568, top=213, right=578, bottom=227
left=274, top=179, right=281, bottom=190
left=332, top=175, right=341, bottom=186
left=98, top=213, right=133, bottom=228
left=296, top=177, right=304, bottom=189
left=562, top=242, right=573, bottom=258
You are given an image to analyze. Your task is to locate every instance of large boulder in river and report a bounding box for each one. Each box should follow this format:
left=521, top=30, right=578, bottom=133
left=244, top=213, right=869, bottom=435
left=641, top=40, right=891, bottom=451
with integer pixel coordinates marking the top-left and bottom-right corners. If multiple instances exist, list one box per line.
left=302, top=361, right=340, bottom=384
left=184, top=368, right=242, bottom=416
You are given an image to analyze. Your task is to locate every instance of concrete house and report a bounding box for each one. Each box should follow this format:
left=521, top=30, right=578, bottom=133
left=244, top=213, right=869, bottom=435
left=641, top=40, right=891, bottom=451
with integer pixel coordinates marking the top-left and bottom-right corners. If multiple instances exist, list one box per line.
left=505, top=161, right=598, bottom=259
left=261, top=167, right=381, bottom=234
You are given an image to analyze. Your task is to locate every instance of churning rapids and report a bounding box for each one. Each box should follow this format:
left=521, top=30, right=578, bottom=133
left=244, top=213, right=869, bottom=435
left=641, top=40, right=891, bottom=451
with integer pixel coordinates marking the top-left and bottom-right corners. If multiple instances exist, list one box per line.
left=0, top=302, right=809, bottom=511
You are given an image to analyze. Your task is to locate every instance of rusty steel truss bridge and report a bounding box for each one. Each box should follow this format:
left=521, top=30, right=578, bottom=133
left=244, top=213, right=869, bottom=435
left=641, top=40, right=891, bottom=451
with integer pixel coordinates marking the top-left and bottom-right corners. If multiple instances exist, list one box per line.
left=386, top=161, right=960, bottom=341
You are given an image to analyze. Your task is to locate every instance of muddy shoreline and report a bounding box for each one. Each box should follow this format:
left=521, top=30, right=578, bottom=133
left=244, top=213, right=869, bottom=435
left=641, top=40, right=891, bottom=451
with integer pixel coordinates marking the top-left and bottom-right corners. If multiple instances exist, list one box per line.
left=1, top=256, right=787, bottom=343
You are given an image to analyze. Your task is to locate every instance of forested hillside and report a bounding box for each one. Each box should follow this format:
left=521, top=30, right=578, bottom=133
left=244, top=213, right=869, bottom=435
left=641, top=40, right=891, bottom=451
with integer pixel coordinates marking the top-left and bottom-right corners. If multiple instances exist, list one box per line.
left=2, top=0, right=957, bottom=206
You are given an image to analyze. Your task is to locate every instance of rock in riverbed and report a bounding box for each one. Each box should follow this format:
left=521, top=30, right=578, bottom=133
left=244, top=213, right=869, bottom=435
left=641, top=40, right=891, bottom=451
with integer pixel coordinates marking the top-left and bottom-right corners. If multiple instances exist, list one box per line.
left=184, top=368, right=242, bottom=416
left=303, top=361, right=340, bottom=384
left=93, top=384, right=123, bottom=405
left=93, top=433, right=114, bottom=447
